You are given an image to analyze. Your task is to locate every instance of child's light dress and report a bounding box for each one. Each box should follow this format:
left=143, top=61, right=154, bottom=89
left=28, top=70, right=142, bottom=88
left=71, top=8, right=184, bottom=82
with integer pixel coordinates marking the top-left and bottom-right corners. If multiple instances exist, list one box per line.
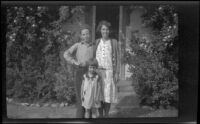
left=81, top=73, right=102, bottom=109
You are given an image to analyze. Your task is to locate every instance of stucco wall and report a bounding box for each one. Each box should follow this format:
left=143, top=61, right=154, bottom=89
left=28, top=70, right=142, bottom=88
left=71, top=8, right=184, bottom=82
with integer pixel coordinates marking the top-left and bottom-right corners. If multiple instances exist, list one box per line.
left=124, top=7, right=153, bottom=79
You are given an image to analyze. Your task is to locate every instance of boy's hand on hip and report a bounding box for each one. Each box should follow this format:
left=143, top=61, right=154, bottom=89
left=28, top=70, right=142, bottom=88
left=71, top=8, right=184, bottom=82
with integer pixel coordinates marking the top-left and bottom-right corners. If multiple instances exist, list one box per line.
left=73, top=61, right=80, bottom=66
left=79, top=63, right=86, bottom=67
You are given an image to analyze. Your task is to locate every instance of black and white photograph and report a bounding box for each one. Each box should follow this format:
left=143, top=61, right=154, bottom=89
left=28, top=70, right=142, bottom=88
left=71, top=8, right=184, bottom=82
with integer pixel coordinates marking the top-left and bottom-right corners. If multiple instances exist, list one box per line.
left=1, top=1, right=198, bottom=123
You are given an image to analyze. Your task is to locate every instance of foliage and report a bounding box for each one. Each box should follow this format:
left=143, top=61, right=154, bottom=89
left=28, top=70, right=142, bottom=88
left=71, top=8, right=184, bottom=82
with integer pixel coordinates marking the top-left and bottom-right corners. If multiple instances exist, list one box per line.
left=126, top=5, right=178, bottom=108
left=6, top=6, right=86, bottom=103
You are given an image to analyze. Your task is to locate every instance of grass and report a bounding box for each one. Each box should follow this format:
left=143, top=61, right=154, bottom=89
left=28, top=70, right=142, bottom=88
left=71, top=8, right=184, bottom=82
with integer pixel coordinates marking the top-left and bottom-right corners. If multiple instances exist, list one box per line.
left=7, top=102, right=178, bottom=118
left=7, top=102, right=76, bottom=118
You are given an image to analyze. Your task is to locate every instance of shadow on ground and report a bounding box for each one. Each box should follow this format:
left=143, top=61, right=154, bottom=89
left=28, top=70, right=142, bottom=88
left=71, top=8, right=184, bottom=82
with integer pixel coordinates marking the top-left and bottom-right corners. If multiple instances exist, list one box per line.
left=110, top=107, right=153, bottom=118
left=109, top=94, right=154, bottom=118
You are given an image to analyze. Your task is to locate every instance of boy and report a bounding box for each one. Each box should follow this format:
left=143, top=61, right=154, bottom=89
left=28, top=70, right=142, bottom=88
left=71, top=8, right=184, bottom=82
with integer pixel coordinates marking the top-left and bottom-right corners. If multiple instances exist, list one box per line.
left=63, top=25, right=94, bottom=118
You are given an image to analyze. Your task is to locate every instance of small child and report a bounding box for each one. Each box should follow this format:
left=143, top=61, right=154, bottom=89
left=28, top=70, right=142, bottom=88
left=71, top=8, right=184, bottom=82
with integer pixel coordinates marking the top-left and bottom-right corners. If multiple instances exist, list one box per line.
left=81, top=59, right=103, bottom=118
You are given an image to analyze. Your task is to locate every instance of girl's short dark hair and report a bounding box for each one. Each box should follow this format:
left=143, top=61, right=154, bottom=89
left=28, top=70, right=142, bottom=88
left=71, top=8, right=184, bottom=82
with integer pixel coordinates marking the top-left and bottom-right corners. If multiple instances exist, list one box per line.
left=96, top=20, right=111, bottom=34
left=86, top=58, right=98, bottom=68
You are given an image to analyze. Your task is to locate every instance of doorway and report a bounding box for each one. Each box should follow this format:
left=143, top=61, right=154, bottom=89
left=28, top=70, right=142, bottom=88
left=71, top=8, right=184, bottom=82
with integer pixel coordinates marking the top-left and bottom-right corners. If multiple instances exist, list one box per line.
left=96, top=6, right=119, bottom=40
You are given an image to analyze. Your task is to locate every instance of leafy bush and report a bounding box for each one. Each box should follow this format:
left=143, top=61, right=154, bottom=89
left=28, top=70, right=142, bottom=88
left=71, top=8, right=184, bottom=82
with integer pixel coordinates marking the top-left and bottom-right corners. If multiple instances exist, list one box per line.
left=125, top=5, right=178, bottom=109
left=54, top=69, right=76, bottom=103
left=6, top=6, right=86, bottom=104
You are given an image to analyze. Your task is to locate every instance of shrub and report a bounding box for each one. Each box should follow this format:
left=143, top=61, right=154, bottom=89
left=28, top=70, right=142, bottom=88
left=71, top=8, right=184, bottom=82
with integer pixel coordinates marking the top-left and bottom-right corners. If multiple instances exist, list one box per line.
left=6, top=6, right=86, bottom=104
left=125, top=5, right=178, bottom=109
left=54, top=69, right=76, bottom=103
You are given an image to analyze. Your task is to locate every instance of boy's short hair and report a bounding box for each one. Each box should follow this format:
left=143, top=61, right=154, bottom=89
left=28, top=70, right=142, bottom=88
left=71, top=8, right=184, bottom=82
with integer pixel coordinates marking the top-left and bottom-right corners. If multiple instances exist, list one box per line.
left=86, top=58, right=98, bottom=68
left=80, top=24, right=91, bottom=33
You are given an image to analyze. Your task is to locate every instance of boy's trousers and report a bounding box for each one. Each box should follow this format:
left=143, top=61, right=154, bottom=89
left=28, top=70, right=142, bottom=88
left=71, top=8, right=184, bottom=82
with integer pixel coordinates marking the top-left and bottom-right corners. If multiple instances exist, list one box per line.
left=74, top=66, right=87, bottom=118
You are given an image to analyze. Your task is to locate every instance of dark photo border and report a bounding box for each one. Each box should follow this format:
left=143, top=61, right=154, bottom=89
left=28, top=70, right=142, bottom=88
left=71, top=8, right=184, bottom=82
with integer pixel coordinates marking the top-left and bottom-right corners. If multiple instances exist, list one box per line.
left=1, top=1, right=199, bottom=123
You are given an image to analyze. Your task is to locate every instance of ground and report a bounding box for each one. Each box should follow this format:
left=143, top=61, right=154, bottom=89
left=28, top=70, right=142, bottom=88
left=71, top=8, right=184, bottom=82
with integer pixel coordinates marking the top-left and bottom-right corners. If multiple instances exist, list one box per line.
left=7, top=102, right=178, bottom=118
left=6, top=80, right=178, bottom=118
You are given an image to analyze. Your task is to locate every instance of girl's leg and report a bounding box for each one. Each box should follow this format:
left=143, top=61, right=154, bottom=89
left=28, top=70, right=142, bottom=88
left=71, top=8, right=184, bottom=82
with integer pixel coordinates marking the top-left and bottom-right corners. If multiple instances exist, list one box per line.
left=91, top=108, right=97, bottom=118
left=85, top=109, right=91, bottom=118
left=104, top=102, right=111, bottom=117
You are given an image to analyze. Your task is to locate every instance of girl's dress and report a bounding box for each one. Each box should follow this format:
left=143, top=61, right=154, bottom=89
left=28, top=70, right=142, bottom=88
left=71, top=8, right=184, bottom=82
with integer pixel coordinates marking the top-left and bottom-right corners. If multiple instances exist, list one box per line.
left=96, top=39, right=118, bottom=103
left=81, top=73, right=102, bottom=109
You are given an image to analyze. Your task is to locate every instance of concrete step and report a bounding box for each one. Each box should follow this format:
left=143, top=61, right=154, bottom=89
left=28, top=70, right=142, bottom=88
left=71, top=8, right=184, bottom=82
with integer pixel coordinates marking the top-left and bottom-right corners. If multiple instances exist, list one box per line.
left=118, top=85, right=135, bottom=92
left=118, top=91, right=137, bottom=99
left=117, top=96, right=140, bottom=107
left=109, top=85, right=141, bottom=117
left=112, top=92, right=140, bottom=108
left=117, top=80, right=133, bottom=87
left=111, top=103, right=139, bottom=109
left=109, top=105, right=140, bottom=115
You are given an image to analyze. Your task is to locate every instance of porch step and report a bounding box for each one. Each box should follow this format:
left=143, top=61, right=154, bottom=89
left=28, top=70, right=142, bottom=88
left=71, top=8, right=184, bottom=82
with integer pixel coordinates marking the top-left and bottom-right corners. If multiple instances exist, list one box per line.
left=110, top=79, right=141, bottom=116
left=117, top=95, right=140, bottom=107
left=111, top=91, right=140, bottom=109
left=117, top=80, right=133, bottom=87
left=110, top=94, right=140, bottom=116
left=118, top=85, right=135, bottom=92
left=118, top=91, right=136, bottom=98
left=109, top=105, right=140, bottom=115
left=112, top=103, right=140, bottom=109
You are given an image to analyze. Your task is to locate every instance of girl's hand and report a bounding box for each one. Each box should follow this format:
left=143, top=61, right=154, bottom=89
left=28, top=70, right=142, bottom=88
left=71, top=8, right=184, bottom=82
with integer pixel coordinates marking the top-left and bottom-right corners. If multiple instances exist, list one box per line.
left=79, top=63, right=86, bottom=67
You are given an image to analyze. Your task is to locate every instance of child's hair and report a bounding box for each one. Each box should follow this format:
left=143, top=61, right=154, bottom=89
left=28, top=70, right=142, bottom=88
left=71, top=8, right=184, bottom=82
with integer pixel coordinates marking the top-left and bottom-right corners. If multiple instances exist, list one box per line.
left=80, top=24, right=91, bottom=34
left=85, top=59, right=98, bottom=79
left=86, top=58, right=98, bottom=68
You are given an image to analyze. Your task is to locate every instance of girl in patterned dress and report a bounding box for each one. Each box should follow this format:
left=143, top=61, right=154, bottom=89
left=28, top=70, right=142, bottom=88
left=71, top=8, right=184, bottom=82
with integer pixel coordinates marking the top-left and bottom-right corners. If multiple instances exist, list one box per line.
left=81, top=59, right=103, bottom=118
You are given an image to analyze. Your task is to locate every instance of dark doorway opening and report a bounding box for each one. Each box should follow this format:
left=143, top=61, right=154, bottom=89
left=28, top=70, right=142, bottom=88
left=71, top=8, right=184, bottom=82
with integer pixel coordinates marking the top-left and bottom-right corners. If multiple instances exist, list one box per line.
left=96, top=6, right=119, bottom=40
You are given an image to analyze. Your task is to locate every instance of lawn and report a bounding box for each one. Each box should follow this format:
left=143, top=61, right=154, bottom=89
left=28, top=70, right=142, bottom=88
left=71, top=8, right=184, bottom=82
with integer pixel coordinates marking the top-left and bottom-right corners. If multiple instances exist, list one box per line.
left=6, top=102, right=178, bottom=118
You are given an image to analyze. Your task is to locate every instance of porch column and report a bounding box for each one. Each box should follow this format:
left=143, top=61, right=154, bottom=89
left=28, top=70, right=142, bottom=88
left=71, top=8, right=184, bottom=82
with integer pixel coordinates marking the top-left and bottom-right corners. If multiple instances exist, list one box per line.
left=92, top=6, right=96, bottom=43
left=119, top=6, right=125, bottom=80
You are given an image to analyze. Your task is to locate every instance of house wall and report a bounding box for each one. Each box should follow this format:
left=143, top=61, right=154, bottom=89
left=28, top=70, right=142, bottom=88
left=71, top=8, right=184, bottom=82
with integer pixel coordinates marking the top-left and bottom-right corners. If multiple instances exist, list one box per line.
left=58, top=6, right=153, bottom=80
left=124, top=7, right=153, bottom=79
left=60, top=6, right=95, bottom=43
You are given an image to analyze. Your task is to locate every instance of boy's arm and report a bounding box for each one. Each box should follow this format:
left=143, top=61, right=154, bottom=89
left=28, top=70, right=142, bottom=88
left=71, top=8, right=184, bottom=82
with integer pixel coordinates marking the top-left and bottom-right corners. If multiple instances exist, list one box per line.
left=63, top=43, right=79, bottom=65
